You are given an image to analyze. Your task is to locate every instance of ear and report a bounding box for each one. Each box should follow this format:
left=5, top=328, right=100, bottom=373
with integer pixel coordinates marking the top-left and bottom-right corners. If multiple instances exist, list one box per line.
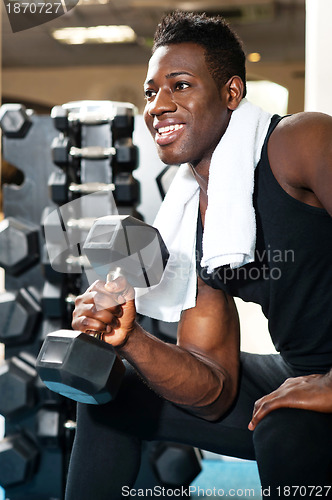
left=224, top=76, right=244, bottom=110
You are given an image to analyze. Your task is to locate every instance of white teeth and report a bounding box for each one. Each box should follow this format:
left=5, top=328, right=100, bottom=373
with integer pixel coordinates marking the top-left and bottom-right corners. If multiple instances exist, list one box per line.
left=158, top=124, right=183, bottom=134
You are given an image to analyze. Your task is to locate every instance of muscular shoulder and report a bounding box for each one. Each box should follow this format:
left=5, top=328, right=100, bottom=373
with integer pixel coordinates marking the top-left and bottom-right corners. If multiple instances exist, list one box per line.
left=267, top=112, right=332, bottom=208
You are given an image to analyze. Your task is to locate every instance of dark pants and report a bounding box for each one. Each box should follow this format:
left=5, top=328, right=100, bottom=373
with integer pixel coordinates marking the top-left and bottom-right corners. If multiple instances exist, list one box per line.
left=65, top=352, right=332, bottom=499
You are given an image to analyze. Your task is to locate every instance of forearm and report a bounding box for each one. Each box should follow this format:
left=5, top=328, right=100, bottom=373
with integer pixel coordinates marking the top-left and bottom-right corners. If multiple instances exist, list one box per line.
left=72, top=279, right=240, bottom=420
left=117, top=323, right=235, bottom=420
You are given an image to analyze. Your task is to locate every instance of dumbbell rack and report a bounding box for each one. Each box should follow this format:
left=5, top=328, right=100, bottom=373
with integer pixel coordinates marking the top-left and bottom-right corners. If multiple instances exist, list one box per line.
left=0, top=101, right=140, bottom=499
left=0, top=102, right=203, bottom=499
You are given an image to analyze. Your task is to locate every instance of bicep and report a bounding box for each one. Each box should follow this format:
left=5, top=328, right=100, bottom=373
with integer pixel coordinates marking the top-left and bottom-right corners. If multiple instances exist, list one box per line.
left=177, top=277, right=240, bottom=381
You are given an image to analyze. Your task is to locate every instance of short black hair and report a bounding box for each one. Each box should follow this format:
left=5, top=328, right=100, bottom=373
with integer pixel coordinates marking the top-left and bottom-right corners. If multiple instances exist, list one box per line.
left=153, top=11, right=247, bottom=97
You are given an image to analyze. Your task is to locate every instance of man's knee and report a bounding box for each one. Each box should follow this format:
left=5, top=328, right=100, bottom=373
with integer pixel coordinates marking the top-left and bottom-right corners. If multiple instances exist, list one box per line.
left=253, top=408, right=332, bottom=487
left=253, top=407, right=332, bottom=449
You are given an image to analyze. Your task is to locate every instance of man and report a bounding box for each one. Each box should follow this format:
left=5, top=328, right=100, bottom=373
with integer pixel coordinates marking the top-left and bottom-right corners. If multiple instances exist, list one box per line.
left=65, top=12, right=332, bottom=499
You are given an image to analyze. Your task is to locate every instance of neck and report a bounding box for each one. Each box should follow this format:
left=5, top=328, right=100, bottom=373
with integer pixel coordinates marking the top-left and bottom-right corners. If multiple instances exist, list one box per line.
left=189, top=164, right=209, bottom=225
left=189, top=164, right=208, bottom=194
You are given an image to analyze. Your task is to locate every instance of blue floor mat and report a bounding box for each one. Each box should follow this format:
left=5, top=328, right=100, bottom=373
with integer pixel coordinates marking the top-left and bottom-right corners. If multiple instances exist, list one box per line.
left=190, top=459, right=262, bottom=499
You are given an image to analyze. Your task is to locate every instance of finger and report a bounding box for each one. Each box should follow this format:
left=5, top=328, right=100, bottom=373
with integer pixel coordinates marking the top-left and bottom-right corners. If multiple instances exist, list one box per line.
left=105, top=277, right=135, bottom=304
left=84, top=280, right=121, bottom=308
left=74, top=282, right=109, bottom=307
left=86, top=278, right=134, bottom=306
left=77, top=302, right=122, bottom=323
left=72, top=315, right=108, bottom=334
left=90, top=289, right=122, bottom=311
left=86, top=280, right=106, bottom=293
left=248, top=394, right=288, bottom=431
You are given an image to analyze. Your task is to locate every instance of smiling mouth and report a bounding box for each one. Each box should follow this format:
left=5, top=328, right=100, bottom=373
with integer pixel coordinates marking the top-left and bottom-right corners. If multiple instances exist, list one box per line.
left=155, top=123, right=184, bottom=146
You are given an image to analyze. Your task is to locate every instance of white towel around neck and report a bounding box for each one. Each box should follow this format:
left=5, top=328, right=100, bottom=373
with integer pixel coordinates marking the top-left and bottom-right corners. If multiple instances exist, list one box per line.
left=135, top=99, right=272, bottom=322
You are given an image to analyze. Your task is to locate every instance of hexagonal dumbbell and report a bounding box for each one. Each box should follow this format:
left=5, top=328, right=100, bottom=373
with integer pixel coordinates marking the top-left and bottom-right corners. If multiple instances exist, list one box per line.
left=83, top=214, right=169, bottom=287
left=0, top=287, right=41, bottom=345
left=37, top=330, right=126, bottom=404
left=113, top=138, right=139, bottom=172
left=0, top=217, right=40, bottom=275
left=113, top=173, right=139, bottom=205
left=0, top=103, right=32, bottom=138
left=0, top=433, right=39, bottom=488
left=51, top=105, right=69, bottom=132
left=0, top=353, right=38, bottom=419
left=112, top=105, right=135, bottom=141
left=51, top=135, right=73, bottom=168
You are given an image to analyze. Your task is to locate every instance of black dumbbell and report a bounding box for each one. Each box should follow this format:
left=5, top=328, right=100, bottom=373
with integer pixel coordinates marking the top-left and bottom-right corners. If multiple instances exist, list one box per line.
left=113, top=173, right=140, bottom=205
left=0, top=217, right=40, bottom=275
left=51, top=105, right=69, bottom=132
left=52, top=140, right=137, bottom=170
left=51, top=135, right=73, bottom=168
left=0, top=287, right=41, bottom=345
left=112, top=106, right=135, bottom=140
left=113, top=138, right=139, bottom=172
left=0, top=353, right=38, bottom=419
left=48, top=170, right=70, bottom=205
left=0, top=103, right=32, bottom=139
left=36, top=215, right=169, bottom=404
left=48, top=169, right=115, bottom=206
left=0, top=433, right=39, bottom=488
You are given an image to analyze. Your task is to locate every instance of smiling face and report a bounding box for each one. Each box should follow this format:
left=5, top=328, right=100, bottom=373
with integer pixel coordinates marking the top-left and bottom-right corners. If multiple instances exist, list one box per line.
left=143, top=42, right=242, bottom=175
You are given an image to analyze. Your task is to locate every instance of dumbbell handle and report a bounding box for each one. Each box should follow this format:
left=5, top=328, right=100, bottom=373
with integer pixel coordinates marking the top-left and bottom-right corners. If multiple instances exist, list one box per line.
left=68, top=182, right=115, bottom=194
left=70, top=146, right=116, bottom=159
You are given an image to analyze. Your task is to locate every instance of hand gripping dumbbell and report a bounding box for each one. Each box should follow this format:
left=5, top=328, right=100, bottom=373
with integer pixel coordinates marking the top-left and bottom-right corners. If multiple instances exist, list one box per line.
left=36, top=215, right=169, bottom=404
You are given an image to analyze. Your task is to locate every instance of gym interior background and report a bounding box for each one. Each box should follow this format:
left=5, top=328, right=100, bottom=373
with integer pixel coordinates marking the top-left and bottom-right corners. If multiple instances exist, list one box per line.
left=0, top=0, right=331, bottom=498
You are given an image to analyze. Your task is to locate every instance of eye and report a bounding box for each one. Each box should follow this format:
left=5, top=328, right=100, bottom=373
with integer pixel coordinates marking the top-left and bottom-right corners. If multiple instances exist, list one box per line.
left=175, top=81, right=190, bottom=91
left=144, top=88, right=157, bottom=100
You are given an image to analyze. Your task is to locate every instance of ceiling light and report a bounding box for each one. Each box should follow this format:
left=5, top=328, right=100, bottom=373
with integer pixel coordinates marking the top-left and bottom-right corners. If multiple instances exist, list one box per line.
left=52, top=25, right=137, bottom=45
left=77, top=0, right=109, bottom=4
left=247, top=52, right=262, bottom=63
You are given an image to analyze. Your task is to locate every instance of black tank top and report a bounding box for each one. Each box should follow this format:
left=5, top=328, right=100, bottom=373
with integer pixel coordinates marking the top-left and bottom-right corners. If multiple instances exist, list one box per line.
left=196, top=115, right=332, bottom=372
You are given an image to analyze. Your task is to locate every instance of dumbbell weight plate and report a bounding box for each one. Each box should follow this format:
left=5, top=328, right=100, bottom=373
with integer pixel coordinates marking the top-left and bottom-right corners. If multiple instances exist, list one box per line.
left=0, top=355, right=37, bottom=419
left=83, top=215, right=169, bottom=288
left=0, top=217, right=40, bottom=275
left=36, top=330, right=126, bottom=404
left=0, top=103, right=32, bottom=139
left=0, top=433, right=39, bottom=488
left=0, top=288, right=41, bottom=345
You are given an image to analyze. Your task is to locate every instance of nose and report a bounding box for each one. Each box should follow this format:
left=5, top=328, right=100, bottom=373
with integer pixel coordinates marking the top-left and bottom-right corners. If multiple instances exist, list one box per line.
left=146, top=88, right=177, bottom=116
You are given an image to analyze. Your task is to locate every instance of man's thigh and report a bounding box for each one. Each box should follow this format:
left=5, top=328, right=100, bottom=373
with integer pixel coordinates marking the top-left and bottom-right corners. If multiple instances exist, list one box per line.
left=78, top=352, right=294, bottom=460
